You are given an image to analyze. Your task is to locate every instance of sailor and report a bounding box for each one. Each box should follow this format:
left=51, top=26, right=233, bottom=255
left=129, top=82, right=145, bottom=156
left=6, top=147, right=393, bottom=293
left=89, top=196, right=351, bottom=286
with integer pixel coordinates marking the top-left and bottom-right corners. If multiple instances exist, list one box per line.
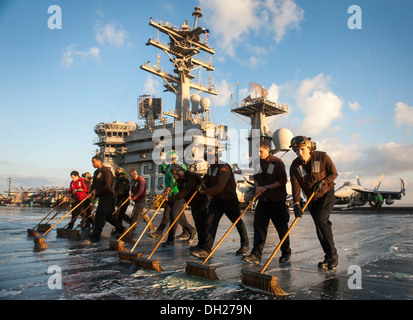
left=66, top=171, right=89, bottom=229
left=191, top=147, right=249, bottom=258
left=148, top=150, right=196, bottom=243
left=89, top=156, right=126, bottom=241
left=129, top=168, right=155, bottom=236
left=168, top=164, right=206, bottom=250
left=81, top=172, right=94, bottom=231
left=243, top=140, right=291, bottom=265
left=114, top=167, right=132, bottom=227
left=289, top=136, right=339, bottom=270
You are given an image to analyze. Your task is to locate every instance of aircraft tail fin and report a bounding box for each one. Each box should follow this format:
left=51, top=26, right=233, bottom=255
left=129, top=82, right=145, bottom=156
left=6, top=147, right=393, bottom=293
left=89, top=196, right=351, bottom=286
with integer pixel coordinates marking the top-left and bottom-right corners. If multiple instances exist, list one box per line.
left=400, top=178, right=406, bottom=196
left=374, top=174, right=384, bottom=192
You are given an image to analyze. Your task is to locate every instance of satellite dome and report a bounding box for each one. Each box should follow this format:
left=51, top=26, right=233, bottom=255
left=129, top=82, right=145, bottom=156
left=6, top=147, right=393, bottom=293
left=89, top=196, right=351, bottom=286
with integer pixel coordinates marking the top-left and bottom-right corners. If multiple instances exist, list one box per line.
left=126, top=121, right=137, bottom=131
left=200, top=97, right=210, bottom=110
left=191, top=94, right=201, bottom=113
left=272, top=128, right=293, bottom=151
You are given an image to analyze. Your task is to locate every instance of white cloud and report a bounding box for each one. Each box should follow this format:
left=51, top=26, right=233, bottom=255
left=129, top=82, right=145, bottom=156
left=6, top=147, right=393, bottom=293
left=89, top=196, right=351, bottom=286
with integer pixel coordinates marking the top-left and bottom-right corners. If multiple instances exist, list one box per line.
left=143, top=76, right=161, bottom=95
left=211, top=79, right=232, bottom=107
left=95, top=23, right=128, bottom=47
left=349, top=101, right=361, bottom=111
left=267, top=83, right=280, bottom=101
left=199, top=0, right=304, bottom=57
left=61, top=45, right=100, bottom=68
left=394, top=102, right=413, bottom=127
left=295, top=73, right=343, bottom=136
left=263, top=0, right=304, bottom=43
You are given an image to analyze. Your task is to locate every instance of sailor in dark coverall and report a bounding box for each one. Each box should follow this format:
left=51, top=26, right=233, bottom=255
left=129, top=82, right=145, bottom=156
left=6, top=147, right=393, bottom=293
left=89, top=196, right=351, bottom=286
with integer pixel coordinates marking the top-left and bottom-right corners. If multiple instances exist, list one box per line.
left=114, top=167, right=132, bottom=226
left=289, top=136, right=339, bottom=270
left=243, top=140, right=291, bottom=265
left=168, top=164, right=207, bottom=251
left=89, top=155, right=125, bottom=241
left=191, top=147, right=249, bottom=258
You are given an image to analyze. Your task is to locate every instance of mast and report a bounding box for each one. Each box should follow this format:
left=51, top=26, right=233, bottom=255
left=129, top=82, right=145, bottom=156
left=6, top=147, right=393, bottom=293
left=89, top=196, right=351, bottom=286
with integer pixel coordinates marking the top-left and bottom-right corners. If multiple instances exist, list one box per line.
left=140, top=6, right=218, bottom=122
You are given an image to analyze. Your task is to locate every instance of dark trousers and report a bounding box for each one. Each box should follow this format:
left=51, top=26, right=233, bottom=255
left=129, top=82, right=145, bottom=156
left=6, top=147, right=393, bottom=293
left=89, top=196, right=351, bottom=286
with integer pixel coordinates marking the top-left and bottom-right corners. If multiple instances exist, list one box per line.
left=156, top=200, right=193, bottom=234
left=252, top=199, right=290, bottom=259
left=166, top=199, right=195, bottom=242
left=92, top=193, right=125, bottom=238
left=308, top=188, right=337, bottom=258
left=82, top=198, right=94, bottom=229
left=116, top=198, right=131, bottom=225
left=203, top=197, right=249, bottom=252
left=67, top=200, right=85, bottom=229
left=191, top=198, right=209, bottom=248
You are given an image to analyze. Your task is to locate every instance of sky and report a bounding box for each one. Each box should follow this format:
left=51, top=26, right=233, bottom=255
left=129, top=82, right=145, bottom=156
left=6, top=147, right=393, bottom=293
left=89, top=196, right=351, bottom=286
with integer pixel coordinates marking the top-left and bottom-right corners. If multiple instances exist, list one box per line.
left=0, top=0, right=412, bottom=204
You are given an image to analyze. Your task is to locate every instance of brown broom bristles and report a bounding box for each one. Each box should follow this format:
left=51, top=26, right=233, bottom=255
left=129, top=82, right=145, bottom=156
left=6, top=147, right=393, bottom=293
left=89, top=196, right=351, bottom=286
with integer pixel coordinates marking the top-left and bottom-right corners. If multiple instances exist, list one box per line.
left=117, top=251, right=142, bottom=262
left=185, top=262, right=220, bottom=281
left=241, top=270, right=286, bottom=295
left=67, top=230, right=81, bottom=240
left=34, top=236, right=48, bottom=249
left=133, top=257, right=164, bottom=272
left=27, top=229, right=39, bottom=237
left=37, top=224, right=51, bottom=232
left=109, top=239, right=123, bottom=251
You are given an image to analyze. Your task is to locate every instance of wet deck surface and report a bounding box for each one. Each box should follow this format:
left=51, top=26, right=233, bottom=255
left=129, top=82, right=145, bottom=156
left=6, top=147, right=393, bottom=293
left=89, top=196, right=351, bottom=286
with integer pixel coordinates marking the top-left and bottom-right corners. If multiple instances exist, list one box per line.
left=0, top=205, right=412, bottom=304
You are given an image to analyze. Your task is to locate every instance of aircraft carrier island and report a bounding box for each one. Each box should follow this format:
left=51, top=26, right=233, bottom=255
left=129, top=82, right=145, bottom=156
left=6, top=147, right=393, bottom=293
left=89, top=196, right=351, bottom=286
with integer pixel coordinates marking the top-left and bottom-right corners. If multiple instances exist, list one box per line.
left=93, top=7, right=229, bottom=200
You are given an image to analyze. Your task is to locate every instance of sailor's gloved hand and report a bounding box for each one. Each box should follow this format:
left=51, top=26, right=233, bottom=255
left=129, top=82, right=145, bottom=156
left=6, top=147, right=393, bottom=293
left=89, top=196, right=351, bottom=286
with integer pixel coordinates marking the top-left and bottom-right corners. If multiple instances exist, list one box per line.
left=314, top=179, right=326, bottom=193
left=293, top=204, right=303, bottom=218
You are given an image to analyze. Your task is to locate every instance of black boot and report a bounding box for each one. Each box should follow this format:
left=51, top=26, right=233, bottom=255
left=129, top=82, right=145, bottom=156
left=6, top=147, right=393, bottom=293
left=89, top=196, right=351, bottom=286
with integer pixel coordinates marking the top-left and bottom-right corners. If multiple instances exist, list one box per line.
left=279, top=248, right=291, bottom=263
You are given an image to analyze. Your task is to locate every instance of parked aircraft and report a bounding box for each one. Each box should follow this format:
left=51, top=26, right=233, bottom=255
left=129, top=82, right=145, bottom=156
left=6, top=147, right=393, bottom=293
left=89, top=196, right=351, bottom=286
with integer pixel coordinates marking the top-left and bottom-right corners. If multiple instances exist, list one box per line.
left=335, top=174, right=406, bottom=208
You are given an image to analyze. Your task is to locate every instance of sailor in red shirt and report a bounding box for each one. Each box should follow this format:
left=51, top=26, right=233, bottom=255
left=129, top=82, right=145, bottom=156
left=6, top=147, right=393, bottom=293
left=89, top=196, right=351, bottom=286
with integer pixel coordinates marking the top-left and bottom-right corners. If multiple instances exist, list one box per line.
left=66, top=170, right=88, bottom=229
left=128, top=169, right=155, bottom=236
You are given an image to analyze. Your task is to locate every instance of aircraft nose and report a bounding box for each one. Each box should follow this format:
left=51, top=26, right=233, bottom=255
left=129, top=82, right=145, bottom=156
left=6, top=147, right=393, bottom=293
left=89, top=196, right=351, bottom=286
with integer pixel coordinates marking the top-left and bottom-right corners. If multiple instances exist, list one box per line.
left=334, top=189, right=345, bottom=198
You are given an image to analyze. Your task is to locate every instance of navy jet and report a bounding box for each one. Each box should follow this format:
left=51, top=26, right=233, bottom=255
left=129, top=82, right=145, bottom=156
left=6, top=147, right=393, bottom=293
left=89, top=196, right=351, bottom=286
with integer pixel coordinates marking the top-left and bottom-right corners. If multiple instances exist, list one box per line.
left=335, top=174, right=406, bottom=208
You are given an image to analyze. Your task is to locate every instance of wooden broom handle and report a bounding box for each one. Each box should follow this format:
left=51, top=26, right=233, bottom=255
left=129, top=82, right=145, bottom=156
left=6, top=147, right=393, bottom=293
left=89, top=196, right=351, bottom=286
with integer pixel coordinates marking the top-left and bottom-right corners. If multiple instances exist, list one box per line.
left=202, top=191, right=262, bottom=265
left=40, top=194, right=92, bottom=238
left=148, top=188, right=199, bottom=259
left=118, top=183, right=177, bottom=242
left=260, top=192, right=315, bottom=274
left=34, top=199, right=67, bottom=229
left=131, top=196, right=165, bottom=252
left=111, top=198, right=130, bottom=215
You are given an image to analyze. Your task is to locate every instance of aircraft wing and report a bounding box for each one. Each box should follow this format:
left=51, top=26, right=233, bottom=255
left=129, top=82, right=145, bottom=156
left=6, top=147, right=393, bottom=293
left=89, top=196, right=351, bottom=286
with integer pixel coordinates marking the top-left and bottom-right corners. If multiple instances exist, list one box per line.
left=375, top=191, right=403, bottom=200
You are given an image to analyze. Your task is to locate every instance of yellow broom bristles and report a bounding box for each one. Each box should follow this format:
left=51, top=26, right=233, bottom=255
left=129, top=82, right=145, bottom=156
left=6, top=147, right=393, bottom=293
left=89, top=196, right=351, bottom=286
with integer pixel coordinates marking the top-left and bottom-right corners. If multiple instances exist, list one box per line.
left=241, top=270, right=286, bottom=295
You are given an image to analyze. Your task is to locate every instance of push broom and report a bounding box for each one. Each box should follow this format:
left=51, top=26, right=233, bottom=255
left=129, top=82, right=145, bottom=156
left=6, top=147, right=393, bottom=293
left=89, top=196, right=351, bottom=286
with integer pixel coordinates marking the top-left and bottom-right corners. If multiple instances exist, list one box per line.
left=133, top=188, right=199, bottom=272
left=27, top=199, right=67, bottom=236
left=109, top=195, right=162, bottom=252
left=33, top=194, right=92, bottom=249
left=118, top=195, right=166, bottom=262
left=61, top=203, right=94, bottom=240
left=185, top=191, right=261, bottom=281
left=241, top=191, right=315, bottom=295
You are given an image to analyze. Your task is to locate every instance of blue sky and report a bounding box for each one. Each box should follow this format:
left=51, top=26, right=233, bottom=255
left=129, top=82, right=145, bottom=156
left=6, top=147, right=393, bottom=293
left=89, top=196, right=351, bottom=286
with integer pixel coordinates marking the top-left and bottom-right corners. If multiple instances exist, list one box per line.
left=1, top=0, right=412, bottom=203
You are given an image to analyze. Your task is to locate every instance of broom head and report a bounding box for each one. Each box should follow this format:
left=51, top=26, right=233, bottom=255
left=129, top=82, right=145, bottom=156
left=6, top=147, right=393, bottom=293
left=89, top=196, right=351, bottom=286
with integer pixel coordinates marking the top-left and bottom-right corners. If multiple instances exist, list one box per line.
left=56, top=228, right=68, bottom=237
left=117, top=251, right=143, bottom=262
left=37, top=224, right=51, bottom=232
left=133, top=257, right=164, bottom=272
left=185, top=261, right=220, bottom=281
left=34, top=236, right=48, bottom=249
left=67, top=229, right=81, bottom=240
left=109, top=239, right=127, bottom=251
left=241, top=269, right=286, bottom=295
left=27, top=228, right=39, bottom=237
